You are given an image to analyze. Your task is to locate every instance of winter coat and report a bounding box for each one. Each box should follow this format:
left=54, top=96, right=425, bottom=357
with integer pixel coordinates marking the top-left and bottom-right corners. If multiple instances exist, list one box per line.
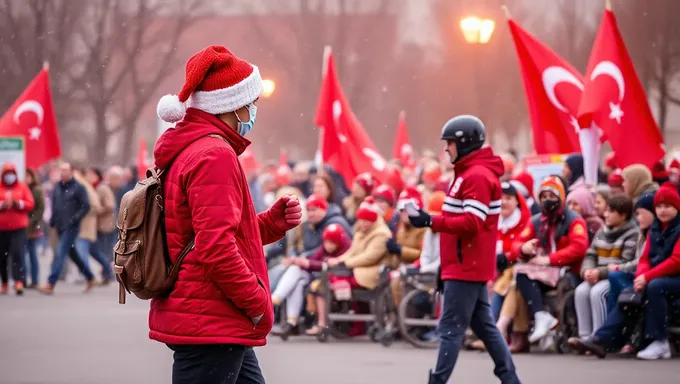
left=434, top=148, right=504, bottom=282
left=50, top=177, right=90, bottom=233
left=294, top=209, right=352, bottom=258
left=510, top=209, right=589, bottom=274
left=581, top=220, right=638, bottom=279
left=26, top=178, right=45, bottom=238
left=618, top=230, right=647, bottom=274
left=95, top=182, right=116, bottom=233
left=0, top=163, right=35, bottom=231
left=338, top=218, right=392, bottom=289
left=149, top=108, right=284, bottom=347
left=393, top=222, right=427, bottom=264
left=73, top=173, right=100, bottom=242
left=636, top=216, right=680, bottom=281
left=306, top=233, right=351, bottom=272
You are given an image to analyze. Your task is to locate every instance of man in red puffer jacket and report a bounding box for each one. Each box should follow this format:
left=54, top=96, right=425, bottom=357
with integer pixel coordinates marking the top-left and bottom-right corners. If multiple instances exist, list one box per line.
left=0, top=162, right=35, bottom=295
left=150, top=45, right=302, bottom=384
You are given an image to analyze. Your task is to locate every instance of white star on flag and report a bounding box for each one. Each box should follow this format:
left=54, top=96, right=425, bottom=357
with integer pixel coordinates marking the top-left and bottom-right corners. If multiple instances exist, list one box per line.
left=608, top=102, right=624, bottom=124
left=29, top=127, right=42, bottom=140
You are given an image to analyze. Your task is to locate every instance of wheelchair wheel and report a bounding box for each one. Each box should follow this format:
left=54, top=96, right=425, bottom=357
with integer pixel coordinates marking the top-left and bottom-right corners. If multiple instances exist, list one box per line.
left=317, top=328, right=329, bottom=343
left=368, top=324, right=380, bottom=343
left=397, top=288, right=439, bottom=349
left=379, top=332, right=394, bottom=347
left=555, top=290, right=577, bottom=354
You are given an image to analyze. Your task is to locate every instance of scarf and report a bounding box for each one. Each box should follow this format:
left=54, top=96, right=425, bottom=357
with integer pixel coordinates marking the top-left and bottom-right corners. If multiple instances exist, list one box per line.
left=498, top=208, right=522, bottom=234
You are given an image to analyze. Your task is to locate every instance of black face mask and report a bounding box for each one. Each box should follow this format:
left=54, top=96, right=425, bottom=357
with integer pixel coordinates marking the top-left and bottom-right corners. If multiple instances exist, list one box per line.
left=542, top=199, right=561, bottom=214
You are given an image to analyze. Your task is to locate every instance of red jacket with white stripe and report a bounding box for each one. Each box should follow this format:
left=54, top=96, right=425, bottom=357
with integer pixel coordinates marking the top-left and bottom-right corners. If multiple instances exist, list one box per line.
left=432, top=148, right=505, bottom=282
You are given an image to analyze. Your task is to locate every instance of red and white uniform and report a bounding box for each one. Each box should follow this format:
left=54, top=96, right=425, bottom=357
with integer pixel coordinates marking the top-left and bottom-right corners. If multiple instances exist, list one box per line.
left=431, top=148, right=505, bottom=282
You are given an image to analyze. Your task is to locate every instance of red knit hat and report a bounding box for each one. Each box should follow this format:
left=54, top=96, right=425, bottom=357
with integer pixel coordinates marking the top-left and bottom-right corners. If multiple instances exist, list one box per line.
left=157, top=46, right=263, bottom=123
left=356, top=196, right=380, bottom=222
left=396, top=186, right=424, bottom=210
left=654, top=182, right=680, bottom=211
left=607, top=169, right=623, bottom=187
left=322, top=223, right=346, bottom=245
left=372, top=184, right=396, bottom=206
left=670, top=158, right=680, bottom=171
left=511, top=172, right=534, bottom=199
left=306, top=194, right=328, bottom=211
left=354, top=172, right=376, bottom=195
left=651, top=160, right=670, bottom=181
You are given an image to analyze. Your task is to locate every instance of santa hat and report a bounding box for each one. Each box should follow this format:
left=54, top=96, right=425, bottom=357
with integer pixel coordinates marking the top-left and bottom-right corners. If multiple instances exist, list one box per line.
left=306, top=194, right=328, bottom=211
left=354, top=172, right=376, bottom=195
left=427, top=191, right=446, bottom=215
left=322, top=223, right=346, bottom=245
left=511, top=172, right=534, bottom=199
left=396, top=186, right=423, bottom=211
left=539, top=175, right=566, bottom=204
left=670, top=158, right=680, bottom=171
left=372, top=184, right=396, bottom=207
left=356, top=196, right=380, bottom=222
left=607, top=169, right=623, bottom=187
left=654, top=182, right=680, bottom=211
left=157, top=46, right=263, bottom=123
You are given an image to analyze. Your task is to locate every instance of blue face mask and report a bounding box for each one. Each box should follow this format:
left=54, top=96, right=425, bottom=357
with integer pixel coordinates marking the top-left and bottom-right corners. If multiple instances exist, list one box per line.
left=236, top=104, right=257, bottom=136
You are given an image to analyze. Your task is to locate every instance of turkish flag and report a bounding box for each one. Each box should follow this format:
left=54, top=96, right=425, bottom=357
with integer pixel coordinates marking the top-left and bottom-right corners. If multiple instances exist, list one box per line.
left=0, top=69, right=61, bottom=169
left=314, top=50, right=388, bottom=187
left=392, top=111, right=414, bottom=168
left=137, top=137, right=152, bottom=179
left=507, top=19, right=582, bottom=154
left=578, top=9, right=664, bottom=169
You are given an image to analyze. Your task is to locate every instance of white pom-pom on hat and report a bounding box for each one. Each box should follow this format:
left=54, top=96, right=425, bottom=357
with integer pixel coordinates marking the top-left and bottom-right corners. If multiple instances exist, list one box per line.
left=157, top=94, right=186, bottom=123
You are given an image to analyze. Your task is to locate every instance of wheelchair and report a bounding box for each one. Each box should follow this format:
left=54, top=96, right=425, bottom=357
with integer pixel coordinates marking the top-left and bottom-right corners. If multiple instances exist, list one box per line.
left=667, top=298, right=680, bottom=354
left=395, top=267, right=441, bottom=349
left=315, top=264, right=391, bottom=343
left=538, top=268, right=580, bottom=354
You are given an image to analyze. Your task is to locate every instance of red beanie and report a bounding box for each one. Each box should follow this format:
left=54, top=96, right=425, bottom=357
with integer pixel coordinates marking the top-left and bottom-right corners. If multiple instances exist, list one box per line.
left=306, top=194, right=328, bottom=211
left=607, top=169, right=623, bottom=187
left=396, top=186, right=424, bottom=210
left=354, top=172, right=376, bottom=195
left=670, top=158, right=680, bottom=171
left=372, top=185, right=396, bottom=206
left=654, top=182, right=680, bottom=211
left=651, top=160, right=670, bottom=181
left=511, top=172, right=534, bottom=199
left=322, top=223, right=346, bottom=245
left=157, top=46, right=263, bottom=123
left=356, top=196, right=380, bottom=222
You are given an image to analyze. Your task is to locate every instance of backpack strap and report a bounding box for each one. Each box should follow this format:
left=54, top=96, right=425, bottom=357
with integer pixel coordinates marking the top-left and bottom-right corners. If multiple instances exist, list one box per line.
left=168, top=238, right=196, bottom=282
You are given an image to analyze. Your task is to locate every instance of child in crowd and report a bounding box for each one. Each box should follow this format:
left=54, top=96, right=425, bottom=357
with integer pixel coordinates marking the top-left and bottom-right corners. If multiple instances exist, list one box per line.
left=566, top=188, right=605, bottom=242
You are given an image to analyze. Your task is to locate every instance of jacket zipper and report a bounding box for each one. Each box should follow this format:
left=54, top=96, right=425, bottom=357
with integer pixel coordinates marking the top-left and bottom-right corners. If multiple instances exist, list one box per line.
left=457, top=238, right=463, bottom=264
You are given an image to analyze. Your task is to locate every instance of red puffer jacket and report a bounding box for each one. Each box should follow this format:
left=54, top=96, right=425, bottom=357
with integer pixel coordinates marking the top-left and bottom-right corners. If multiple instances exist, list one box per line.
left=0, top=162, right=35, bottom=231
left=149, top=108, right=285, bottom=346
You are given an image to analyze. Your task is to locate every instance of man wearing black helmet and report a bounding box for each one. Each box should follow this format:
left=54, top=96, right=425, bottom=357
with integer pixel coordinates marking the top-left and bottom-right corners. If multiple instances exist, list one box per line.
left=408, top=115, right=520, bottom=384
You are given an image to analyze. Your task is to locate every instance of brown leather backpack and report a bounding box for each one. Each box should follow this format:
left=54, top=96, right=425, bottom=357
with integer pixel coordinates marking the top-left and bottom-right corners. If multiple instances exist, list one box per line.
left=113, top=168, right=194, bottom=304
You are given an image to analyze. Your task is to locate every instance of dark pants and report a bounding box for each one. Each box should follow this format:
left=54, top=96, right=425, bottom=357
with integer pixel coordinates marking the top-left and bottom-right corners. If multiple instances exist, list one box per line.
left=595, top=276, right=680, bottom=345
left=431, top=280, right=519, bottom=384
left=0, top=229, right=26, bottom=285
left=25, top=237, right=41, bottom=286
left=169, top=344, right=265, bottom=384
left=48, top=228, right=94, bottom=286
left=515, top=273, right=552, bottom=315
left=606, top=271, right=634, bottom=311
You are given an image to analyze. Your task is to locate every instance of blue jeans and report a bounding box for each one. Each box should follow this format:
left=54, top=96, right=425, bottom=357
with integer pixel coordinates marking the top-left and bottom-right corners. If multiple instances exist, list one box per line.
left=595, top=276, right=680, bottom=344
left=491, top=292, right=505, bottom=322
left=48, top=228, right=94, bottom=286
left=607, top=271, right=634, bottom=311
left=169, top=344, right=265, bottom=384
left=25, top=237, right=40, bottom=286
left=431, top=280, right=519, bottom=384
left=76, top=238, right=113, bottom=281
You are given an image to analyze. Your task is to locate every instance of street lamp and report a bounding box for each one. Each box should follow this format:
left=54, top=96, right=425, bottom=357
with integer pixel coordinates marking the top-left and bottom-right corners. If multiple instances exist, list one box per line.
left=261, top=79, right=276, bottom=98
left=460, top=16, right=496, bottom=44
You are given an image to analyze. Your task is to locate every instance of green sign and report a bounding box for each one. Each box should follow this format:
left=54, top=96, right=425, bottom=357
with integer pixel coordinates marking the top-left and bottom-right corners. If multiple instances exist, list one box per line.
left=0, top=137, right=26, bottom=180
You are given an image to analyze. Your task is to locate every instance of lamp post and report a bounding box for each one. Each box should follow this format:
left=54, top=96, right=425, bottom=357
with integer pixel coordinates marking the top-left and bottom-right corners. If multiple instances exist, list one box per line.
left=460, top=16, right=495, bottom=144
left=261, top=79, right=276, bottom=98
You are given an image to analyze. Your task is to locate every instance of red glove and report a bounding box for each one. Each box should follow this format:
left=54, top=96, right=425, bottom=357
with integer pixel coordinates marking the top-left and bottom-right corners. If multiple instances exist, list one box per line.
left=269, top=195, right=303, bottom=233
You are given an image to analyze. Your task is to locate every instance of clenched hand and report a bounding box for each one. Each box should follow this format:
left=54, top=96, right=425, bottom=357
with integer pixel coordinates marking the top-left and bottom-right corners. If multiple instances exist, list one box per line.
left=269, top=195, right=303, bottom=233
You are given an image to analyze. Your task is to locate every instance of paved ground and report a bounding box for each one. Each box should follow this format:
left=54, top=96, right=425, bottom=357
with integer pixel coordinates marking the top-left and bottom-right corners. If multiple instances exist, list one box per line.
left=1, top=284, right=680, bottom=384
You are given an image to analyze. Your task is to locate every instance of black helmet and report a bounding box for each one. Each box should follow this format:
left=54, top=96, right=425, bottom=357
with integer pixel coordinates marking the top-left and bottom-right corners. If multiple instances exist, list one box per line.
left=440, top=115, right=486, bottom=162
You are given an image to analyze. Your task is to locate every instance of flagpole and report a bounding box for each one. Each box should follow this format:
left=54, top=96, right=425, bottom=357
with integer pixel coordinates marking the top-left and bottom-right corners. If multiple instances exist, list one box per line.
left=42, top=61, right=49, bottom=71
left=605, top=0, right=611, bottom=10
left=316, top=46, right=333, bottom=168
left=500, top=5, right=511, bottom=19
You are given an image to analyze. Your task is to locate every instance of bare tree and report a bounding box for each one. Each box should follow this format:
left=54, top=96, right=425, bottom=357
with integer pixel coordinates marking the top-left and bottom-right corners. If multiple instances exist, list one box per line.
left=66, top=0, right=204, bottom=164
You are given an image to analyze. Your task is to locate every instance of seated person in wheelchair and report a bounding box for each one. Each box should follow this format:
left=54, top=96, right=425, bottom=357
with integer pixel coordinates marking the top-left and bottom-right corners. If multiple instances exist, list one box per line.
left=510, top=175, right=589, bottom=344
left=572, top=195, right=638, bottom=342
left=372, top=185, right=399, bottom=234
left=573, top=183, right=680, bottom=360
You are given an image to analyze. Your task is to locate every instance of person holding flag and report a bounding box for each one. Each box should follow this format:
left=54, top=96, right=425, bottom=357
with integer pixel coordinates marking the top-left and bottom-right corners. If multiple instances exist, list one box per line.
left=407, top=115, right=519, bottom=384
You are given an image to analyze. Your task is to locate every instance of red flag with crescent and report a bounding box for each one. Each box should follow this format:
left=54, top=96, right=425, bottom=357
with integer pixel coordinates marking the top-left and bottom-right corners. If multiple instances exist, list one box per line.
left=137, top=137, right=152, bottom=179
left=0, top=68, right=61, bottom=169
left=393, top=111, right=414, bottom=168
left=507, top=19, right=582, bottom=154
left=314, top=50, right=388, bottom=187
left=578, top=9, right=664, bottom=169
